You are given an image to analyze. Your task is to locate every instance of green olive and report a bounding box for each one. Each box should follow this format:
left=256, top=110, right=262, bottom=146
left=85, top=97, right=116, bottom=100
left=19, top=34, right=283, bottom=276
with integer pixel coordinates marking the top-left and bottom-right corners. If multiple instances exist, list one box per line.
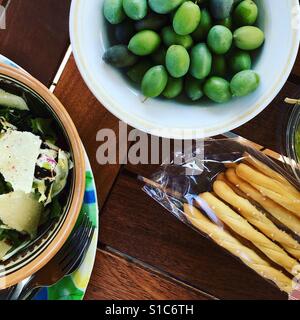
left=103, top=45, right=138, bottom=67
left=104, top=0, right=125, bottom=24
left=151, top=46, right=167, bottom=65
left=123, top=0, right=148, bottom=21
left=166, top=45, right=190, bottom=78
left=210, top=0, right=234, bottom=20
left=192, top=9, right=213, bottom=41
left=162, top=26, right=194, bottom=49
left=163, top=77, right=183, bottom=99
left=234, top=0, right=258, bottom=26
left=204, top=77, right=232, bottom=103
left=217, top=17, right=233, bottom=30
left=230, top=70, right=260, bottom=97
left=190, top=43, right=212, bottom=79
left=141, top=65, right=168, bottom=97
left=207, top=25, right=233, bottom=54
left=211, top=54, right=227, bottom=77
left=127, top=60, right=153, bottom=83
left=229, top=50, right=252, bottom=73
left=185, top=76, right=204, bottom=101
left=128, top=30, right=161, bottom=56
left=148, top=0, right=185, bottom=14
left=173, top=1, right=201, bottom=36
left=135, top=12, right=169, bottom=31
left=233, top=26, right=265, bottom=50
left=115, top=20, right=135, bottom=44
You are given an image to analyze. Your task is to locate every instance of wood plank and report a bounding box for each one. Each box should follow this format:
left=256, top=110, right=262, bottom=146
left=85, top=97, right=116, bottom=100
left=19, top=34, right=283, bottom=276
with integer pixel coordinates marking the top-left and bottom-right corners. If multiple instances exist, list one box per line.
left=233, top=80, right=300, bottom=153
left=292, top=48, right=300, bottom=78
left=85, top=249, right=213, bottom=300
left=99, top=169, right=286, bottom=300
left=54, top=57, right=297, bottom=300
left=0, top=0, right=71, bottom=86
left=54, top=56, right=123, bottom=206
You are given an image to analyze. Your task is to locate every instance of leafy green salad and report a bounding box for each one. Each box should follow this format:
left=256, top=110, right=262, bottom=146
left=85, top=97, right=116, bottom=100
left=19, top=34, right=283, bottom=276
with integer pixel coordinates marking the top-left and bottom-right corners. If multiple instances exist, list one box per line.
left=0, top=89, right=72, bottom=260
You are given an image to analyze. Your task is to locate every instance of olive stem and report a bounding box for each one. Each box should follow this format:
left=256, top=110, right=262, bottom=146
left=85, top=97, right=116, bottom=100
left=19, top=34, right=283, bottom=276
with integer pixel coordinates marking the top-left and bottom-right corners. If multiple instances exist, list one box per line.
left=285, top=98, right=300, bottom=105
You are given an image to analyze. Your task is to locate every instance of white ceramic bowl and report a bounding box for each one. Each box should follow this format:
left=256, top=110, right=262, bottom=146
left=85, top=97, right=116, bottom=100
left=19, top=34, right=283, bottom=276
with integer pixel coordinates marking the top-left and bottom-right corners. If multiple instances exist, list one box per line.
left=70, top=0, right=300, bottom=139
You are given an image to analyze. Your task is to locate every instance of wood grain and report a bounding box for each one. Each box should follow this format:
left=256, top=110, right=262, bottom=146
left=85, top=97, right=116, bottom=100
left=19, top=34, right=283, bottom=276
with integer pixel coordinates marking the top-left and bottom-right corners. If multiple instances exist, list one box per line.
left=85, top=249, right=213, bottom=300
left=54, top=53, right=300, bottom=300
left=54, top=56, right=124, bottom=206
left=0, top=0, right=71, bottom=86
left=2, top=0, right=299, bottom=302
left=292, top=49, right=300, bottom=78
left=99, top=169, right=286, bottom=300
left=233, top=80, right=300, bottom=153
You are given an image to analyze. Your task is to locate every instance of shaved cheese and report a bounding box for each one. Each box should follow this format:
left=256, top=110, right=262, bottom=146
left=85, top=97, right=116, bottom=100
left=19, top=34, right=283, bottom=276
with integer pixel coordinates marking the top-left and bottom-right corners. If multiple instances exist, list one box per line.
left=0, top=130, right=41, bottom=193
left=0, top=241, right=11, bottom=260
left=0, top=191, right=42, bottom=236
left=0, top=89, right=29, bottom=111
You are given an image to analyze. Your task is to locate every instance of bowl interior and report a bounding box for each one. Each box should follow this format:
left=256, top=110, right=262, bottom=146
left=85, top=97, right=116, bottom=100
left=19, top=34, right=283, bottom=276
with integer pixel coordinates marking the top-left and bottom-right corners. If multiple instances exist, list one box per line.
left=0, top=71, right=81, bottom=288
left=71, top=0, right=300, bottom=139
left=286, top=105, right=300, bottom=182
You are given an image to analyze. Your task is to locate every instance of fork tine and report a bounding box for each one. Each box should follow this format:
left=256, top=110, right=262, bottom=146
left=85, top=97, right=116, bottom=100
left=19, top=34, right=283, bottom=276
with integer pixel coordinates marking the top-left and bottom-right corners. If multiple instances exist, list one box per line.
left=68, top=226, right=96, bottom=274
left=54, top=214, right=89, bottom=262
left=59, top=218, right=91, bottom=267
left=67, top=224, right=95, bottom=271
left=61, top=220, right=92, bottom=272
left=60, top=220, right=93, bottom=273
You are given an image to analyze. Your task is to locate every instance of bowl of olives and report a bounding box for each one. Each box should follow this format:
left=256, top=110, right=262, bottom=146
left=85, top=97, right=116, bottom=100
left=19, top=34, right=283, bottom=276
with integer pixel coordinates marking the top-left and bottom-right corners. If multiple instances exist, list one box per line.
left=70, top=0, right=300, bottom=139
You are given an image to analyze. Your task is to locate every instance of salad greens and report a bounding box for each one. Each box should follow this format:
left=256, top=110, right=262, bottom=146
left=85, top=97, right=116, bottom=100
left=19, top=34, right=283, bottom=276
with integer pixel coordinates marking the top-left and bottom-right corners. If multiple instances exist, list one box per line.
left=296, top=128, right=300, bottom=161
left=0, top=88, right=72, bottom=260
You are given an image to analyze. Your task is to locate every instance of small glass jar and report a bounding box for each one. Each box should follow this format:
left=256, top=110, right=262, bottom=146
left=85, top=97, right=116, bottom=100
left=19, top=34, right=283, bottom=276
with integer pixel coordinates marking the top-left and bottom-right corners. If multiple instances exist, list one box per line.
left=286, top=104, right=300, bottom=181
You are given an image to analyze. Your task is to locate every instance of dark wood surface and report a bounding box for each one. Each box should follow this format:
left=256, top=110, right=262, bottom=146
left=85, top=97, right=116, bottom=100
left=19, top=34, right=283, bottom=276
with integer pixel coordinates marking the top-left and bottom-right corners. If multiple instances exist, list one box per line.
left=86, top=249, right=213, bottom=300
left=0, top=0, right=71, bottom=86
left=1, top=0, right=300, bottom=300
left=53, top=55, right=299, bottom=299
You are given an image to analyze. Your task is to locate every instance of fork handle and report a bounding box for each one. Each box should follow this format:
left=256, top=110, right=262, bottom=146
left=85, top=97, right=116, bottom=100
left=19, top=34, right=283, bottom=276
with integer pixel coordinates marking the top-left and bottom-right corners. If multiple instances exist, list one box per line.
left=10, top=275, right=35, bottom=300
left=18, top=283, right=40, bottom=300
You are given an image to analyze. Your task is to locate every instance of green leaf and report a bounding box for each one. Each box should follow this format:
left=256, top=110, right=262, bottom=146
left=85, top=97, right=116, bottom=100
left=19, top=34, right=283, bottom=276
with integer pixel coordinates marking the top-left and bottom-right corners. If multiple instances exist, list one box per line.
left=0, top=108, right=31, bottom=131
left=31, top=118, right=57, bottom=143
left=0, top=229, right=25, bottom=247
left=0, top=173, right=13, bottom=194
left=49, top=197, right=62, bottom=219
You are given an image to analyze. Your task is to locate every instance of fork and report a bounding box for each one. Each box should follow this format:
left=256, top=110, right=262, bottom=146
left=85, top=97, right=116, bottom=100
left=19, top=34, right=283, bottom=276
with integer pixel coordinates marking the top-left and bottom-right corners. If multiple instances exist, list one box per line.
left=8, top=213, right=95, bottom=300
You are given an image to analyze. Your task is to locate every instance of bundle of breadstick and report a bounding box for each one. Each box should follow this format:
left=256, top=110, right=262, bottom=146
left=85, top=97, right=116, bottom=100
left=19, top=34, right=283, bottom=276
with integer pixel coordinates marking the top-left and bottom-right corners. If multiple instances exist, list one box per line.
left=183, top=153, right=300, bottom=294
left=143, top=145, right=300, bottom=295
left=184, top=204, right=293, bottom=293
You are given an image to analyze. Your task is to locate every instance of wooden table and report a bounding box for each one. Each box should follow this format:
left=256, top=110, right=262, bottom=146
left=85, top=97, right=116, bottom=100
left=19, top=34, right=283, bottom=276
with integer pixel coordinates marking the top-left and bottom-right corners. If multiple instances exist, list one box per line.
left=1, top=0, right=300, bottom=300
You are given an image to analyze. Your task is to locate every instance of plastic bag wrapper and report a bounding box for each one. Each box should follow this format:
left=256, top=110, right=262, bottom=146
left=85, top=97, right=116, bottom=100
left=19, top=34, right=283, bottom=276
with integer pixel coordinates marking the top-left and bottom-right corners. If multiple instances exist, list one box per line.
left=142, top=138, right=300, bottom=297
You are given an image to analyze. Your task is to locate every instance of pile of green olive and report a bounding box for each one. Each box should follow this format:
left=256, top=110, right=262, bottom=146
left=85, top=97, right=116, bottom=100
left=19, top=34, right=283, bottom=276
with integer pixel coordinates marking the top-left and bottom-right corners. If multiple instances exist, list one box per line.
left=103, top=0, right=264, bottom=103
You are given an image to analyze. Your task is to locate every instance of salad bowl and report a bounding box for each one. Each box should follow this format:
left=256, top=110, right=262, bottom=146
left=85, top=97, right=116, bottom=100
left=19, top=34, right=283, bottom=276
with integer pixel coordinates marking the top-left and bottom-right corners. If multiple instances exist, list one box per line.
left=70, top=0, right=300, bottom=139
left=0, top=63, right=85, bottom=289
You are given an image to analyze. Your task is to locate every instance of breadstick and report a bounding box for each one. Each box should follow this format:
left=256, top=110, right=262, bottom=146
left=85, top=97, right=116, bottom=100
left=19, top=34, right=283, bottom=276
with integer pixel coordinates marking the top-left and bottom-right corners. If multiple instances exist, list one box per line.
left=213, top=180, right=300, bottom=260
left=183, top=204, right=293, bottom=294
left=250, top=183, right=300, bottom=217
left=225, top=162, right=238, bottom=169
left=236, top=163, right=300, bottom=200
left=243, top=152, right=298, bottom=193
left=216, top=173, right=245, bottom=197
left=198, top=192, right=300, bottom=276
left=226, top=168, right=300, bottom=236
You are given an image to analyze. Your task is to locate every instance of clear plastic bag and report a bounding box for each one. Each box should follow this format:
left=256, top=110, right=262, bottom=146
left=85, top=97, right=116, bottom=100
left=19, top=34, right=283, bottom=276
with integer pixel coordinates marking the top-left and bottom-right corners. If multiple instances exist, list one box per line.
left=142, top=138, right=300, bottom=297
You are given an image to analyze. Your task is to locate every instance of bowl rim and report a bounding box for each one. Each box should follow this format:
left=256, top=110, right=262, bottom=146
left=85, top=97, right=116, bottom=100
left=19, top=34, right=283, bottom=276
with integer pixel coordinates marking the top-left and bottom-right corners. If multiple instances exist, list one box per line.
left=0, top=63, right=86, bottom=289
left=70, top=0, right=300, bottom=140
